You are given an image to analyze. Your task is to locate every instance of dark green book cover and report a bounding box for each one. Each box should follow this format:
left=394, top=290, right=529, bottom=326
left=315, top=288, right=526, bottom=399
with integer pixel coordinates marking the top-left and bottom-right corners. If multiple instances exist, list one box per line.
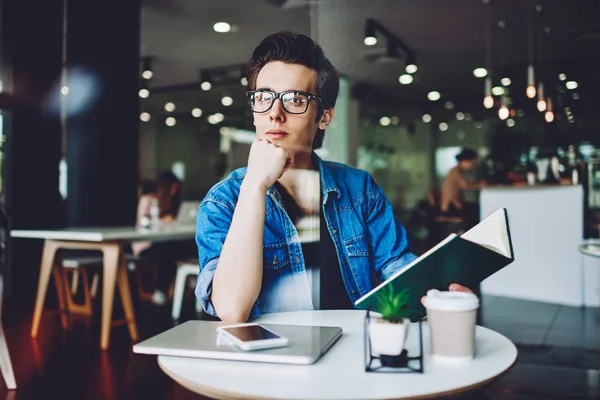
left=355, top=208, right=514, bottom=321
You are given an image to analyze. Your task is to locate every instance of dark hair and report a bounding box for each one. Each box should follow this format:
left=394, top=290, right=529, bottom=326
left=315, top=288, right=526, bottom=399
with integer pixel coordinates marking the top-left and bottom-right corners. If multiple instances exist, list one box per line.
left=246, top=31, right=339, bottom=150
left=156, top=171, right=182, bottom=218
left=456, top=147, right=478, bottom=162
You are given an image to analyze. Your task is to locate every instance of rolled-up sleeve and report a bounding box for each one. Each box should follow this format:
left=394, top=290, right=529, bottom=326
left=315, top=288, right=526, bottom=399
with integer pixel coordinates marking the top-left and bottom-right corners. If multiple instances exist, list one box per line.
left=195, top=197, right=234, bottom=318
left=365, top=180, right=418, bottom=282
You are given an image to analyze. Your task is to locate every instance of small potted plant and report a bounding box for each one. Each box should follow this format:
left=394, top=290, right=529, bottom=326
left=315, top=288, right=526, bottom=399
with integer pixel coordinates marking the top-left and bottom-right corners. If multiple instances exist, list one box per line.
left=368, top=285, right=411, bottom=356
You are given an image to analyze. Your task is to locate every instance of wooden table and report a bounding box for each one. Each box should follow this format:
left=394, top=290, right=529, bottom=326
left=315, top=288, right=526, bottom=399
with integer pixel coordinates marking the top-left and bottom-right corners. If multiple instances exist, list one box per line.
left=158, top=310, right=517, bottom=400
left=11, top=224, right=196, bottom=350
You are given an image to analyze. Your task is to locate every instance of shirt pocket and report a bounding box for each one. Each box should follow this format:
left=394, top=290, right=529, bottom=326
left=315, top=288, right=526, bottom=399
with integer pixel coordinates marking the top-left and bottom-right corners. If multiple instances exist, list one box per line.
left=263, top=243, right=290, bottom=269
left=344, top=234, right=369, bottom=257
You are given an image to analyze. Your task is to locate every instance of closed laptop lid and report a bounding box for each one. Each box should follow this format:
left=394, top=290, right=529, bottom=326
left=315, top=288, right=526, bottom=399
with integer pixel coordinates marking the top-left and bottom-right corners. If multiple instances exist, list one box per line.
left=133, top=320, right=343, bottom=365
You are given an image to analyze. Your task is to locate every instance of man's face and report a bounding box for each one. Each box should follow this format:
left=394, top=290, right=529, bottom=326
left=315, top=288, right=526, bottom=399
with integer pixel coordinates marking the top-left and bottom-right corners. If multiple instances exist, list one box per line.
left=253, top=61, right=332, bottom=155
left=461, top=159, right=477, bottom=171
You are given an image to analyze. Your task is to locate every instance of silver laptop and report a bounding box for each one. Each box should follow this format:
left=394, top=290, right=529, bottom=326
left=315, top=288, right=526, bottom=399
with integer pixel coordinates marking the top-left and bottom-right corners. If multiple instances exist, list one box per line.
left=176, top=201, right=199, bottom=225
left=133, top=320, right=343, bottom=365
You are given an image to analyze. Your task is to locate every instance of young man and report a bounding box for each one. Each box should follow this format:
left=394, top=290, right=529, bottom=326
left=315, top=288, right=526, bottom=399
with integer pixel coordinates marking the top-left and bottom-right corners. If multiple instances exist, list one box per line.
left=195, top=31, right=470, bottom=322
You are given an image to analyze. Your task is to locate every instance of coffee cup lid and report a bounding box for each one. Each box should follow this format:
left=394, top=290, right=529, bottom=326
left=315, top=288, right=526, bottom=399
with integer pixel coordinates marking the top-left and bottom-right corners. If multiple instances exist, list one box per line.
left=424, top=289, right=479, bottom=312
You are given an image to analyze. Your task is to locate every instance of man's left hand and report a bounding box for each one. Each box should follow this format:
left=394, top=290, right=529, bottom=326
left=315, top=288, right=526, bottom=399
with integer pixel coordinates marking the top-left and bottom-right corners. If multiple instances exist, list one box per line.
left=421, top=283, right=473, bottom=304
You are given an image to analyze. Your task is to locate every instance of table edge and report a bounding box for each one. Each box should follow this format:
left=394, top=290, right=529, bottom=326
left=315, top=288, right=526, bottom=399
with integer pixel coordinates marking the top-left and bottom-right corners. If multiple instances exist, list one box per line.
left=157, top=350, right=517, bottom=400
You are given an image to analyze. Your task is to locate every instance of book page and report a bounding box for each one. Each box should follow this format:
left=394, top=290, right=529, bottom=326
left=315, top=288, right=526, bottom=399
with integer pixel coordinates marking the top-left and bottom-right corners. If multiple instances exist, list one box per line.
left=460, top=208, right=512, bottom=258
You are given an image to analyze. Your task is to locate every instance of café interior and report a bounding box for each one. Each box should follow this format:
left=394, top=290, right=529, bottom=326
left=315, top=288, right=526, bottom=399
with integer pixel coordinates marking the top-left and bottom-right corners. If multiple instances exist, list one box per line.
left=1, top=0, right=599, bottom=399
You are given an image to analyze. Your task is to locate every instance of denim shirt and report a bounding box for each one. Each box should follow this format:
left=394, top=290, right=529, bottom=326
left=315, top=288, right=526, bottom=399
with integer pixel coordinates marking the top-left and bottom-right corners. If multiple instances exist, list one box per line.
left=195, top=155, right=418, bottom=319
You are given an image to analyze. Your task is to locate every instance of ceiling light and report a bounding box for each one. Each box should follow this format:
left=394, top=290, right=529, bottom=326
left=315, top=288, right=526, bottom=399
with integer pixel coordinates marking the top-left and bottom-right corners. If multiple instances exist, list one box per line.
left=456, top=112, right=465, bottom=121
left=537, top=82, right=546, bottom=112
left=500, top=77, right=511, bottom=86
left=213, top=22, right=231, bottom=33
left=165, top=117, right=176, bottom=127
left=483, top=77, right=493, bottom=109
left=526, top=64, right=536, bottom=98
left=141, top=56, right=154, bottom=80
left=191, top=108, right=203, bottom=118
left=566, top=81, right=578, bottom=90
left=164, top=102, right=176, bottom=112
left=208, top=113, right=225, bottom=125
left=427, top=91, right=441, bottom=101
left=473, top=68, right=488, bottom=78
left=140, top=112, right=150, bottom=122
left=422, top=114, right=432, bottom=123
left=390, top=116, right=399, bottom=125
left=138, top=88, right=150, bottom=98
left=240, top=77, right=248, bottom=86
left=506, top=118, right=515, bottom=127
left=379, top=117, right=391, bottom=126
left=364, top=36, right=377, bottom=46
left=142, top=70, right=153, bottom=80
left=438, top=122, right=449, bottom=131
left=475, top=121, right=483, bottom=129
left=398, top=74, right=413, bottom=85
left=544, top=97, right=554, bottom=123
left=61, top=86, right=69, bottom=96
left=573, top=93, right=580, bottom=100
left=201, top=81, right=212, bottom=91
left=558, top=73, right=567, bottom=81
left=444, top=101, right=454, bottom=110
left=498, top=106, right=509, bottom=120
left=405, top=64, right=418, bottom=74
left=364, top=19, right=377, bottom=46
left=492, top=86, right=505, bottom=96
left=221, top=96, right=233, bottom=106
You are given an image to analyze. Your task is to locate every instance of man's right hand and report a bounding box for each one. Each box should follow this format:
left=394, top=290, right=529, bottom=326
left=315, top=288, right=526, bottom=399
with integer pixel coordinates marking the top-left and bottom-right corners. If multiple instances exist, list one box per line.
left=244, top=139, right=292, bottom=191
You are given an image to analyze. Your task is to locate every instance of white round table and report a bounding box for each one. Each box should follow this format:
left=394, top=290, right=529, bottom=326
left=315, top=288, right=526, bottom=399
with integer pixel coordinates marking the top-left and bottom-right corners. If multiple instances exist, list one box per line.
left=158, top=310, right=517, bottom=400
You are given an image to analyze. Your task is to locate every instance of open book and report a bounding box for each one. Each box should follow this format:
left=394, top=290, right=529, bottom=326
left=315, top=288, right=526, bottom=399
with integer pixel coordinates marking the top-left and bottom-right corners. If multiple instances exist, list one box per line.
left=354, top=208, right=514, bottom=320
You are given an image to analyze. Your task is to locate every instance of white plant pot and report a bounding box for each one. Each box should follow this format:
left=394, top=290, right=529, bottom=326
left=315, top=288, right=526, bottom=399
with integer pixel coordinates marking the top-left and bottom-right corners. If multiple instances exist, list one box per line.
left=368, top=318, right=410, bottom=356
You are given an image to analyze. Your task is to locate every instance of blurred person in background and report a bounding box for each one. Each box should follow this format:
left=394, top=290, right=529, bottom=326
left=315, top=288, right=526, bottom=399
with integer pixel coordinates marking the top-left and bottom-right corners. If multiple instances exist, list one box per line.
left=440, top=147, right=484, bottom=227
left=135, top=171, right=196, bottom=305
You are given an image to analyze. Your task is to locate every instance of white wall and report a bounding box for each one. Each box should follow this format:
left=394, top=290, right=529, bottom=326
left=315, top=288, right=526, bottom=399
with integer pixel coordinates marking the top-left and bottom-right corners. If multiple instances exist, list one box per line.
left=480, top=185, right=584, bottom=306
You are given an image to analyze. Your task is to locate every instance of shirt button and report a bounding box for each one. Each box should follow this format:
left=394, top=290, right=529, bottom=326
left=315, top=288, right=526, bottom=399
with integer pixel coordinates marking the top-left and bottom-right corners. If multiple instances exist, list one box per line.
left=332, top=229, right=338, bottom=234
left=351, top=290, right=357, bottom=295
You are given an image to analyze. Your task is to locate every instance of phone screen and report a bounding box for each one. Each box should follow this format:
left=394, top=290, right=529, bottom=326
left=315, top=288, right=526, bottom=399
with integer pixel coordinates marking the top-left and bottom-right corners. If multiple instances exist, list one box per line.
left=222, top=325, right=280, bottom=342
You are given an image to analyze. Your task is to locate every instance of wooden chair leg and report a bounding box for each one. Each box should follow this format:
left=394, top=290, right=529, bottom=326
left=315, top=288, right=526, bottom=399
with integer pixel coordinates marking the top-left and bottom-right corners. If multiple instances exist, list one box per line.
left=100, top=243, right=120, bottom=350
left=61, top=267, right=93, bottom=317
left=70, top=269, right=80, bottom=295
left=90, top=272, right=99, bottom=300
left=117, top=253, right=138, bottom=342
left=32, top=241, right=59, bottom=337
left=51, top=264, right=69, bottom=329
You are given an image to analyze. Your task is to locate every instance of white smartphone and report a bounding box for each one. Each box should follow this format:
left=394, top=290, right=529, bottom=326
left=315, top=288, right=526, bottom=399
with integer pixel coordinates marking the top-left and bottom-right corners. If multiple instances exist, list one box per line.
left=216, top=323, right=289, bottom=351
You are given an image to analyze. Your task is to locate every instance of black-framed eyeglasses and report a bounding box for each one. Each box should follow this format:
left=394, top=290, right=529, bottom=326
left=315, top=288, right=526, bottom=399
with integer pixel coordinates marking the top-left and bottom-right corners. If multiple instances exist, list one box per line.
left=246, top=89, right=322, bottom=115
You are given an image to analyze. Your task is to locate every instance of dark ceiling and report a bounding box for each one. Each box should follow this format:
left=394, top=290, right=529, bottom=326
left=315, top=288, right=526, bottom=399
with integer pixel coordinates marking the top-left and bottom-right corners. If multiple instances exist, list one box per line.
left=140, top=0, right=600, bottom=123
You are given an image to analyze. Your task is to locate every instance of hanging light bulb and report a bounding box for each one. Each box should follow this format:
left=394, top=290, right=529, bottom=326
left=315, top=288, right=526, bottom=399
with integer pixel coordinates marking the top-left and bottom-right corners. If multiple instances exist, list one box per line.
left=526, top=64, right=536, bottom=98
left=544, top=97, right=554, bottom=123
left=483, top=77, right=494, bottom=109
left=536, top=82, right=546, bottom=112
left=498, top=96, right=509, bottom=120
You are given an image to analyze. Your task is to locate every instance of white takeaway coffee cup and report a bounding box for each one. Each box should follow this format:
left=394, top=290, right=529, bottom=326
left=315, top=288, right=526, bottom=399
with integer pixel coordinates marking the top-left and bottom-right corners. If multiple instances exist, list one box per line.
left=424, top=289, right=480, bottom=362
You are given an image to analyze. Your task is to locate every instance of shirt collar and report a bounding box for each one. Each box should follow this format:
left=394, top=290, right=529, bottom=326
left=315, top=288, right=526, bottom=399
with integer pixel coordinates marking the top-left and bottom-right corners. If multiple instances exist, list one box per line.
left=313, top=152, right=340, bottom=204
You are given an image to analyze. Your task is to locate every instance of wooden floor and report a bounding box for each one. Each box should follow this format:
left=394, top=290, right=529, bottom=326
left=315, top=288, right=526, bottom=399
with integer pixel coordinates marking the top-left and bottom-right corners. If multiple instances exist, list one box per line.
left=0, top=287, right=598, bottom=399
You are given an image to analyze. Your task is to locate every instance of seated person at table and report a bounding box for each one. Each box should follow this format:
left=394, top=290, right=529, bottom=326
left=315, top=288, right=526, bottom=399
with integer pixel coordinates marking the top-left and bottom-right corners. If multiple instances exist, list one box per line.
left=136, top=171, right=196, bottom=305
left=440, top=147, right=483, bottom=227
left=195, top=31, right=471, bottom=322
